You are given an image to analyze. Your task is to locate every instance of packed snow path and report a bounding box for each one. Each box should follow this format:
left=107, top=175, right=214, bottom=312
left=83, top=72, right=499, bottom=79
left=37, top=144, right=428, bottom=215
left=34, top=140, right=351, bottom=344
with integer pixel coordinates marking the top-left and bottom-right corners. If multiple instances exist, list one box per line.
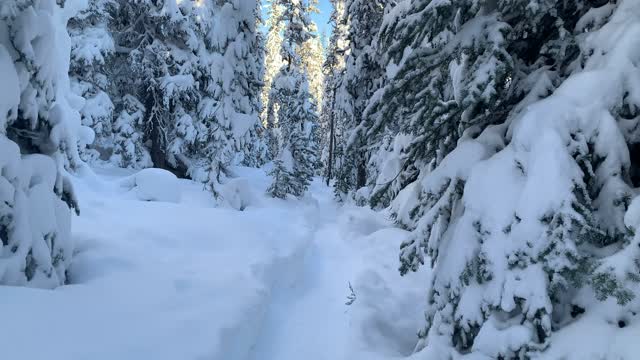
left=0, top=166, right=427, bottom=360
left=247, top=187, right=354, bottom=360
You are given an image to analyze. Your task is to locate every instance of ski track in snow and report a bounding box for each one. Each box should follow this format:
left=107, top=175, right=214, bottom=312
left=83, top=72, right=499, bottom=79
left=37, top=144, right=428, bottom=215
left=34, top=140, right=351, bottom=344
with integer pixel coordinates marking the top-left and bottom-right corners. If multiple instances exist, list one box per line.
left=0, top=166, right=426, bottom=360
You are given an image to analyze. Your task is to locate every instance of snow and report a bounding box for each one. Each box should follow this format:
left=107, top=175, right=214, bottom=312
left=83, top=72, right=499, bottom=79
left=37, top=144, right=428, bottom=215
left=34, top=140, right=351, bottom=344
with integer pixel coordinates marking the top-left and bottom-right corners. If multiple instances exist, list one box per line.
left=70, top=25, right=114, bottom=66
left=0, top=46, right=19, bottom=130
left=219, top=177, right=255, bottom=211
left=0, top=166, right=426, bottom=359
left=8, top=0, right=640, bottom=358
left=471, top=315, right=532, bottom=358
left=0, top=136, right=73, bottom=288
left=161, top=74, right=196, bottom=99
left=120, top=168, right=182, bottom=203
left=232, top=112, right=258, bottom=140
left=624, top=195, right=640, bottom=230
left=79, top=90, right=114, bottom=131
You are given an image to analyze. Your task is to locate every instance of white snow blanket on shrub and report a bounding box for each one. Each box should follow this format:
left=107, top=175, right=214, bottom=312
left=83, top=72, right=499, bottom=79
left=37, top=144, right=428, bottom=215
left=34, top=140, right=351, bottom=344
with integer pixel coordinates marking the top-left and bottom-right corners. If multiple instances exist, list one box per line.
left=120, top=168, right=182, bottom=203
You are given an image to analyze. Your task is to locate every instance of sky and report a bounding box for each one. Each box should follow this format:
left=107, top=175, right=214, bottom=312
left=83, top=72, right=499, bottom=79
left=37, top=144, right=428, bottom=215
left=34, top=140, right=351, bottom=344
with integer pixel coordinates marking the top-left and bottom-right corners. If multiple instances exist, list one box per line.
left=261, top=0, right=333, bottom=46
left=313, top=0, right=333, bottom=38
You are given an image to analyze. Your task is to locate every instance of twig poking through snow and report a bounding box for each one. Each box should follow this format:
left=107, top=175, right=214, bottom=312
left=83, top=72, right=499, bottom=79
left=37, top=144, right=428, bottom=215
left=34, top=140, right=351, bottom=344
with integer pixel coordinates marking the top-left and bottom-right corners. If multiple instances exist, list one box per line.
left=345, top=282, right=356, bottom=306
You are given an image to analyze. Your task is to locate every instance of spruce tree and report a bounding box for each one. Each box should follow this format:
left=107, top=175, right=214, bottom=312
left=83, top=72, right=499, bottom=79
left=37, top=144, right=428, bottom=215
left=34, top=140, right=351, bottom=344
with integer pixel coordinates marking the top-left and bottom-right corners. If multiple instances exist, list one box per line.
left=131, top=0, right=205, bottom=175
left=0, top=0, right=85, bottom=287
left=262, top=0, right=285, bottom=125
left=111, top=95, right=152, bottom=169
left=362, top=0, right=585, bottom=208
left=332, top=0, right=389, bottom=201
left=321, top=0, right=348, bottom=184
left=104, top=0, right=266, bottom=192
left=300, top=21, right=325, bottom=114
left=267, top=0, right=319, bottom=199
left=263, top=0, right=286, bottom=162
left=68, top=0, right=115, bottom=162
left=200, top=0, right=266, bottom=194
left=387, top=1, right=639, bottom=358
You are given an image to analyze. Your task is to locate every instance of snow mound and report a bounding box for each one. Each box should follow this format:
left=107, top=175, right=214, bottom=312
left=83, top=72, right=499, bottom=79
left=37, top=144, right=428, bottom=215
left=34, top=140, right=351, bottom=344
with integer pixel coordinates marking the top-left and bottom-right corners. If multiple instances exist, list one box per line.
left=219, top=178, right=255, bottom=211
left=349, top=227, right=429, bottom=358
left=121, top=168, right=182, bottom=203
left=338, top=205, right=388, bottom=238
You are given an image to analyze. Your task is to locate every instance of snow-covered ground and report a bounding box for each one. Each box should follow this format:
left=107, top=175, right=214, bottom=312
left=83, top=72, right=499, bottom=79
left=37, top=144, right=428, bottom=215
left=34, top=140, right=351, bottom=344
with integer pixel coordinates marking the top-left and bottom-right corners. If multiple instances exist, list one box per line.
left=0, top=166, right=427, bottom=360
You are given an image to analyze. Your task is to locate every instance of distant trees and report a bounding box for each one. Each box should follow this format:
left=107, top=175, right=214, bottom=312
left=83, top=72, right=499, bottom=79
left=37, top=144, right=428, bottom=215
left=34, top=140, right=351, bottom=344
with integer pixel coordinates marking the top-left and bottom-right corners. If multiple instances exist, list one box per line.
left=267, top=0, right=320, bottom=198
left=320, top=0, right=348, bottom=185
left=68, top=0, right=266, bottom=195
left=330, top=0, right=390, bottom=201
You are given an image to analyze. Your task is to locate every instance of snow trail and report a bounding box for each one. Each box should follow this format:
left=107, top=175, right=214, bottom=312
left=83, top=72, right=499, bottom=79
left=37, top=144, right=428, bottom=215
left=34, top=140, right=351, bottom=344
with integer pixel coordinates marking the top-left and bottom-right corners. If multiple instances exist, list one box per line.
left=0, top=167, right=426, bottom=360
left=249, top=180, right=427, bottom=360
left=249, top=185, right=354, bottom=360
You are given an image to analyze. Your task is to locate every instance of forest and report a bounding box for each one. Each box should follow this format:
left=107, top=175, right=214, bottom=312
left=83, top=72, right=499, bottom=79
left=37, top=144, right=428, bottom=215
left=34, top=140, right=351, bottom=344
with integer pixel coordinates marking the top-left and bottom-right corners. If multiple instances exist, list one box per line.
left=1, top=0, right=640, bottom=359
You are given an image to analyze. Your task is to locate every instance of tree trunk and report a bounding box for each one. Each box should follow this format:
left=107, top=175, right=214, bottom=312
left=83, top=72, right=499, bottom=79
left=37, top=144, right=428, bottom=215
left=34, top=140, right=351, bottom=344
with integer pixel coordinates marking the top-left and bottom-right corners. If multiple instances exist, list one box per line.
left=146, top=88, right=166, bottom=170
left=356, top=154, right=366, bottom=189
left=326, top=92, right=336, bottom=186
left=149, top=116, right=165, bottom=170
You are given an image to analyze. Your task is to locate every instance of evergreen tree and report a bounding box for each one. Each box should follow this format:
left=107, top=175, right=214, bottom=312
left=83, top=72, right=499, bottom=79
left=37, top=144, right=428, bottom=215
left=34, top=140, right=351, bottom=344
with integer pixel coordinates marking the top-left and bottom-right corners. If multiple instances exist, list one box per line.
left=332, top=0, right=390, bottom=200
left=106, top=0, right=204, bottom=173
left=111, top=95, right=152, bottom=169
left=263, top=0, right=285, bottom=161
left=300, top=16, right=325, bottom=113
left=320, top=0, right=348, bottom=184
left=262, top=0, right=285, bottom=126
left=267, top=157, right=296, bottom=198
left=98, top=0, right=265, bottom=194
left=200, top=0, right=266, bottom=194
left=362, top=0, right=584, bottom=208
left=241, top=17, right=269, bottom=170
left=387, top=1, right=639, bottom=358
left=267, top=0, right=319, bottom=198
left=300, top=20, right=324, bottom=176
left=267, top=71, right=319, bottom=198
left=0, top=0, right=85, bottom=287
left=68, top=0, right=115, bottom=162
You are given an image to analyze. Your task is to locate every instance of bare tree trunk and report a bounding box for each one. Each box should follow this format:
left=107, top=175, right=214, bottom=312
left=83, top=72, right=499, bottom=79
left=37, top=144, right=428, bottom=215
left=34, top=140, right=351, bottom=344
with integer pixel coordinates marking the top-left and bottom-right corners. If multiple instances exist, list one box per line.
left=145, top=88, right=166, bottom=170
left=326, top=90, right=336, bottom=186
left=326, top=113, right=335, bottom=186
left=149, top=120, right=165, bottom=170
left=356, top=155, right=366, bottom=189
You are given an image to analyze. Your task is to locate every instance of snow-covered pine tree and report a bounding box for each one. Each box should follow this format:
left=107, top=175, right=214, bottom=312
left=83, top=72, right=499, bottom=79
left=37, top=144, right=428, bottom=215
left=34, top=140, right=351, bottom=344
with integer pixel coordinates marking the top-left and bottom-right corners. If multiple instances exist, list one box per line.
left=300, top=19, right=325, bottom=114
left=363, top=0, right=584, bottom=208
left=111, top=94, right=152, bottom=169
left=0, top=0, right=87, bottom=287
left=115, top=0, right=207, bottom=175
left=262, top=0, right=285, bottom=125
left=100, top=0, right=265, bottom=188
left=68, top=0, right=115, bottom=163
left=391, top=1, right=640, bottom=358
left=262, top=0, right=285, bottom=161
left=198, top=0, right=266, bottom=194
left=300, top=19, right=324, bottom=176
left=240, top=19, right=268, bottom=170
left=332, top=0, right=389, bottom=201
left=320, top=0, right=348, bottom=184
left=267, top=0, right=319, bottom=199
left=267, top=157, right=295, bottom=199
